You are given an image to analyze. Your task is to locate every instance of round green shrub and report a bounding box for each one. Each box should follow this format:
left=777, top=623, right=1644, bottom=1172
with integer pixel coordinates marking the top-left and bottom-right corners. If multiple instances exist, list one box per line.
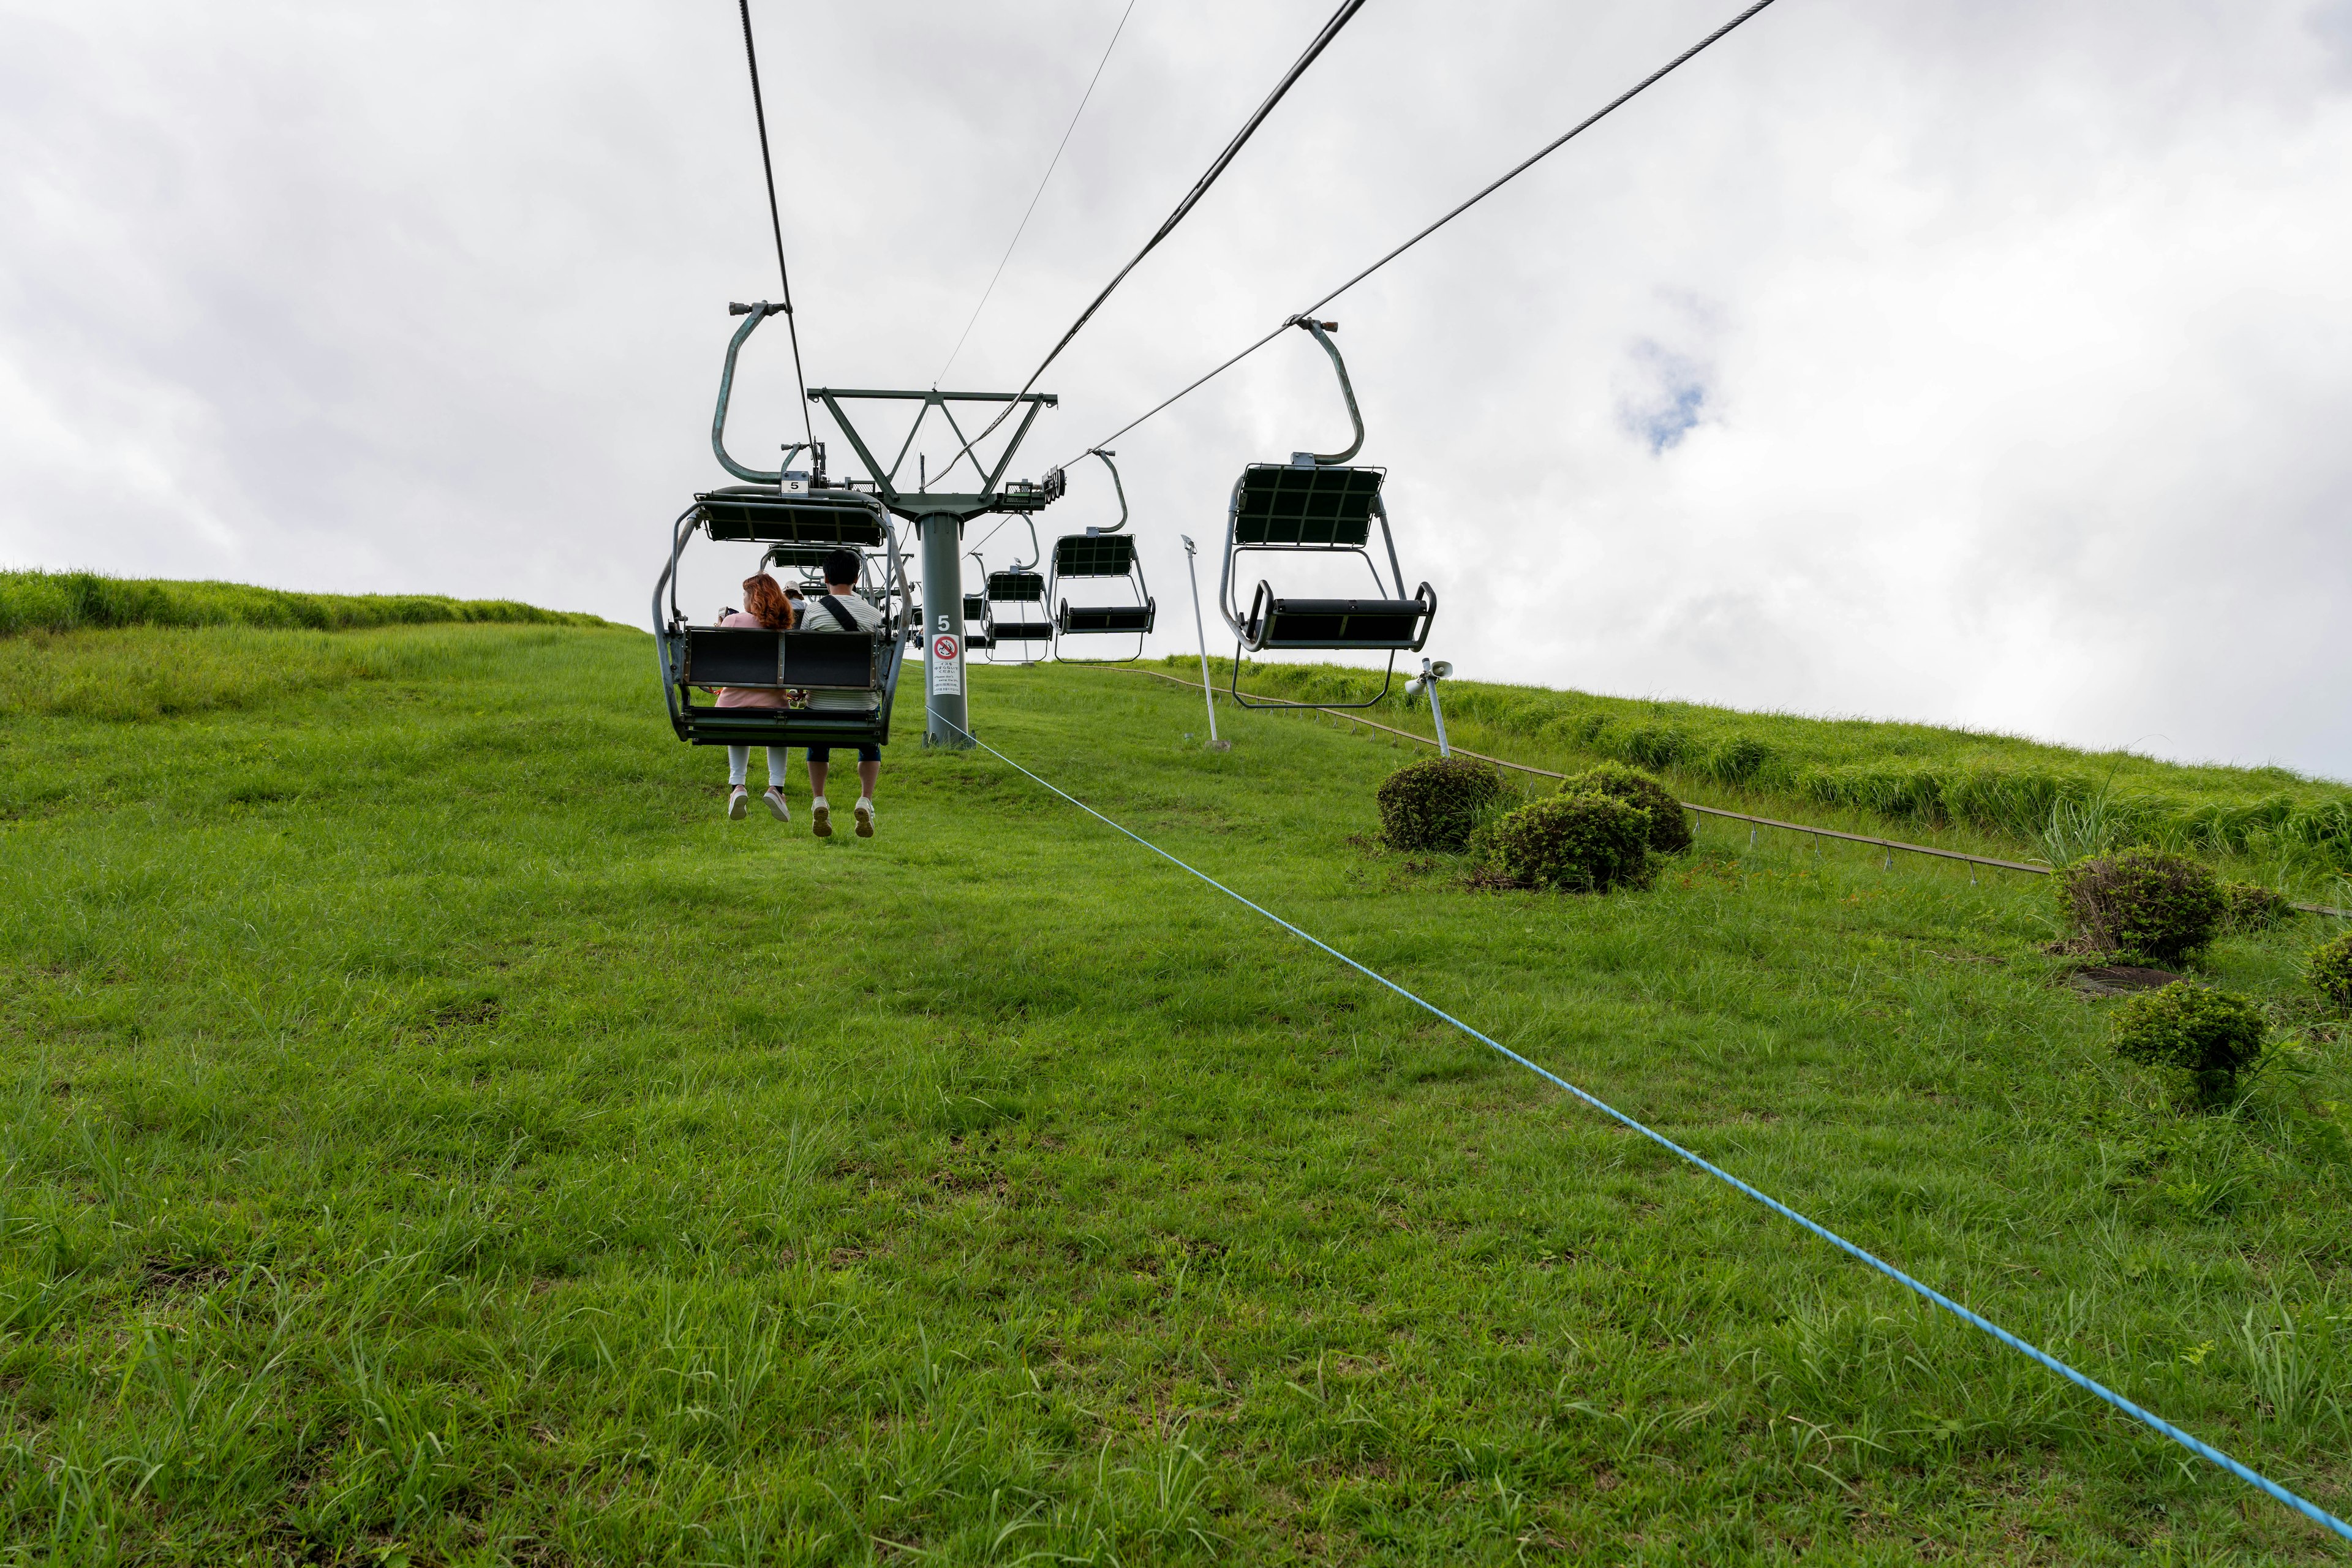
left=2222, top=881, right=2293, bottom=935
left=2109, top=982, right=2268, bottom=1110
left=1566, top=762, right=1693, bottom=854
left=1376, top=757, right=1505, bottom=852
left=2310, top=931, right=2352, bottom=1011
left=1476, top=793, right=1653, bottom=893
left=2057, top=849, right=2226, bottom=967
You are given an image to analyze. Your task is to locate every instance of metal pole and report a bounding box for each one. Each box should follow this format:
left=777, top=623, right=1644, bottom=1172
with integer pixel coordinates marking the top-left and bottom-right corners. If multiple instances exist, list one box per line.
left=920, top=511, right=971, bottom=748
left=1180, top=535, right=1226, bottom=750
left=1421, top=657, right=1451, bottom=758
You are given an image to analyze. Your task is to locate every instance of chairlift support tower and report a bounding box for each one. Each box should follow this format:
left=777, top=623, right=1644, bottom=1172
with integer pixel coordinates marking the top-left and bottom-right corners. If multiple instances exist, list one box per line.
left=803, top=385, right=1059, bottom=749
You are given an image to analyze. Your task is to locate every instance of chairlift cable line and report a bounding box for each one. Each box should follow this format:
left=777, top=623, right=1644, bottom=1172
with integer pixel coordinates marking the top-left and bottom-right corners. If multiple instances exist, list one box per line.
left=935, top=0, right=1144, bottom=390
left=936, top=0, right=1372, bottom=480
left=737, top=0, right=817, bottom=453
left=1057, top=0, right=1785, bottom=467
left=934, top=706, right=2352, bottom=1547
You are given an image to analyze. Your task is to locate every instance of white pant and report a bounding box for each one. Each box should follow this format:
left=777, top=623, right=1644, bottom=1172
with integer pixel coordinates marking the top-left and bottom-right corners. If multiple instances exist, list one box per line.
left=728, top=745, right=790, bottom=788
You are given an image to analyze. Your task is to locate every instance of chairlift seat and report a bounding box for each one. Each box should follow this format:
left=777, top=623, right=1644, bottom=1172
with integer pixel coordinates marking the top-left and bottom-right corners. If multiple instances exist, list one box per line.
left=1232, top=465, right=1384, bottom=547
left=1244, top=589, right=1433, bottom=651
left=986, top=617, right=1054, bottom=643
left=664, top=625, right=893, bottom=747
left=1060, top=601, right=1156, bottom=635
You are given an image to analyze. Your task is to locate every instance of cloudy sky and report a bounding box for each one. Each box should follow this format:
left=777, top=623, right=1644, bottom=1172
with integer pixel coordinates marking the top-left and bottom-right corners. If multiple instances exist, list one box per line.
left=4, top=0, right=2349, bottom=774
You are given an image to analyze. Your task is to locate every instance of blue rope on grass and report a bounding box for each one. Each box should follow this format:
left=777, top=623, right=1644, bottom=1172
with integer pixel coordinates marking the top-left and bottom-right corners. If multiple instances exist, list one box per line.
left=937, top=714, right=2352, bottom=1545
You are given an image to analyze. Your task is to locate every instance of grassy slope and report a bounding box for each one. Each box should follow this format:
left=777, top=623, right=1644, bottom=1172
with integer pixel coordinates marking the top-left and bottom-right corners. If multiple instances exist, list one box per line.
left=0, top=570, right=605, bottom=639
left=2, top=623, right=2350, bottom=1565
left=1224, top=661, right=2352, bottom=892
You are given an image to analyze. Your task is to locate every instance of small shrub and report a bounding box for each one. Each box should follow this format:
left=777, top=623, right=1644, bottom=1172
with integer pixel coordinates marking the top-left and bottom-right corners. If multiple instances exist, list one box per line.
left=1567, top=762, right=1693, bottom=854
left=2222, top=881, right=2293, bottom=935
left=1377, top=758, right=1504, bottom=852
left=2312, top=931, right=2352, bottom=1011
left=1475, top=793, right=1652, bottom=893
left=2058, top=849, right=2226, bottom=967
left=2109, top=982, right=2268, bottom=1110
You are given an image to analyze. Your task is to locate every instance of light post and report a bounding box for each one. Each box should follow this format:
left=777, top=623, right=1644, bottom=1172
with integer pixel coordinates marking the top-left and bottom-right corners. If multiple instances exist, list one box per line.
left=1179, top=535, right=1227, bottom=751
left=1405, top=657, right=1453, bottom=757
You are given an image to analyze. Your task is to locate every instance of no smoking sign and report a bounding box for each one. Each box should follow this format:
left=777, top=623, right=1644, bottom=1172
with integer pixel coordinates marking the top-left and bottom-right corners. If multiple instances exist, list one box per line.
left=930, top=632, right=963, bottom=698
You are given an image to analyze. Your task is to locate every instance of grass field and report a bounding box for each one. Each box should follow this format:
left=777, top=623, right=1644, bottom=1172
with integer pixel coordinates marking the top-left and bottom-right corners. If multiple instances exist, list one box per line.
left=4, top=620, right=2351, bottom=1564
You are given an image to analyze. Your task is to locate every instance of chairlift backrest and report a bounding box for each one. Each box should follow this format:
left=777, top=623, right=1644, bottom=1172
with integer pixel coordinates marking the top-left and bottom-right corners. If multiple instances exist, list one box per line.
left=680, top=628, right=883, bottom=692
left=1231, top=465, right=1384, bottom=548
left=987, top=569, right=1046, bottom=603
left=1052, top=533, right=1138, bottom=578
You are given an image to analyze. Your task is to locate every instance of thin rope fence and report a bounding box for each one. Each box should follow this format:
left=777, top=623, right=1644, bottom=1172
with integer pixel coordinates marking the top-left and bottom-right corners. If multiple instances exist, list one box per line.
left=933, top=707, right=2352, bottom=1546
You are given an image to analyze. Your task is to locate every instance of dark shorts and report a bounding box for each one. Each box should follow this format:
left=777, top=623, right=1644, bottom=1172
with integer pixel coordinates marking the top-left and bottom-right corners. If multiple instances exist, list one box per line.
left=806, top=744, right=881, bottom=764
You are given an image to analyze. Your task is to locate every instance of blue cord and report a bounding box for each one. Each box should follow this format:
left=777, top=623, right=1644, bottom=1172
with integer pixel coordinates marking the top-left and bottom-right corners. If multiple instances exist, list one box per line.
left=937, top=715, right=2352, bottom=1546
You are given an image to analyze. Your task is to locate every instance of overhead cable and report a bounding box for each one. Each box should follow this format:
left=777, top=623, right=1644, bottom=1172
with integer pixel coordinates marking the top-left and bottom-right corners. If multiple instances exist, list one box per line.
left=937, top=707, right=2352, bottom=1548
left=940, top=0, right=1371, bottom=478
left=1063, top=0, right=1783, bottom=465
left=935, top=0, right=1144, bottom=389
left=737, top=0, right=817, bottom=452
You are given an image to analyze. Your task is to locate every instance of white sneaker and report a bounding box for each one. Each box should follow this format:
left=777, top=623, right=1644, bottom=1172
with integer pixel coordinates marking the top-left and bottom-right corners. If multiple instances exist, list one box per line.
left=726, top=786, right=748, bottom=821
left=810, top=797, right=832, bottom=839
left=853, top=798, right=874, bottom=837
left=763, top=787, right=791, bottom=823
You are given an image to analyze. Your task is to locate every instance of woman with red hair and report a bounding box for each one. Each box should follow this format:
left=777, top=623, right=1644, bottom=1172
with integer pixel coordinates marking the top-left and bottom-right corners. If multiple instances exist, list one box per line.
left=717, top=573, right=799, bottom=820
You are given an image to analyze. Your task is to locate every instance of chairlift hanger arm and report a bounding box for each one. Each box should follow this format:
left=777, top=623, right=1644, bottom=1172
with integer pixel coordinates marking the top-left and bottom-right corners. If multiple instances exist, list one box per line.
left=1088, top=448, right=1128, bottom=533
left=1295, top=319, right=1363, bottom=466
left=712, top=303, right=805, bottom=484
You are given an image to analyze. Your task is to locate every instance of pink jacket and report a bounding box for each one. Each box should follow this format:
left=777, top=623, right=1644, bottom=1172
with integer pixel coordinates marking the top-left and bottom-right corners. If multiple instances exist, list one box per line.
left=714, top=609, right=793, bottom=708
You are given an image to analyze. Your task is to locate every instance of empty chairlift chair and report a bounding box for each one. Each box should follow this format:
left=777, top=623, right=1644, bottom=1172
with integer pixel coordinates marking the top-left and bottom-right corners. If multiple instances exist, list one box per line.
left=1046, top=449, right=1155, bottom=663
left=649, top=300, right=911, bottom=749
left=1216, top=320, right=1436, bottom=709
left=978, top=527, right=1052, bottom=663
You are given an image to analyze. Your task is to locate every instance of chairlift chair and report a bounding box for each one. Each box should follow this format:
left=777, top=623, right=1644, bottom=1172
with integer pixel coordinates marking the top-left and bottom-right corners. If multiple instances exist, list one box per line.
left=1046, top=448, right=1155, bottom=663
left=650, top=301, right=911, bottom=748
left=974, top=526, right=1052, bottom=664
left=1216, top=320, right=1436, bottom=709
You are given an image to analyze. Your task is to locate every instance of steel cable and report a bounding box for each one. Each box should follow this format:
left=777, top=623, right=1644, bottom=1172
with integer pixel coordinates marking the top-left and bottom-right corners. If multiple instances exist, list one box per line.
left=737, top=0, right=817, bottom=453
left=1058, top=0, right=1784, bottom=466
left=936, top=0, right=1144, bottom=390
left=933, top=706, right=2352, bottom=1548
left=938, top=0, right=1371, bottom=479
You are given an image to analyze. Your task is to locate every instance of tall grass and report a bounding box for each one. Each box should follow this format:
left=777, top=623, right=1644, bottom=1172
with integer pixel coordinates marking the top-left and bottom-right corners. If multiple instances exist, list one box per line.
left=0, top=569, right=603, bottom=637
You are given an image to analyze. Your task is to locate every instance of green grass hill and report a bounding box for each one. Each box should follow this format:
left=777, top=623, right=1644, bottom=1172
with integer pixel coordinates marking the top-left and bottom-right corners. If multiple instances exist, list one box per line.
left=3, top=609, right=2350, bottom=1563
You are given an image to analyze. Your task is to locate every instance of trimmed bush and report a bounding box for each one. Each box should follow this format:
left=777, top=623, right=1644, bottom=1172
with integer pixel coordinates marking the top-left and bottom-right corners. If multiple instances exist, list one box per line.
left=1475, top=793, right=1652, bottom=893
left=1377, top=757, right=1504, bottom=852
left=2311, top=931, right=2352, bottom=1011
left=2058, top=850, right=2226, bottom=967
left=2109, top=982, right=2268, bottom=1110
left=1567, top=762, right=1693, bottom=854
left=2222, top=881, right=2293, bottom=935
